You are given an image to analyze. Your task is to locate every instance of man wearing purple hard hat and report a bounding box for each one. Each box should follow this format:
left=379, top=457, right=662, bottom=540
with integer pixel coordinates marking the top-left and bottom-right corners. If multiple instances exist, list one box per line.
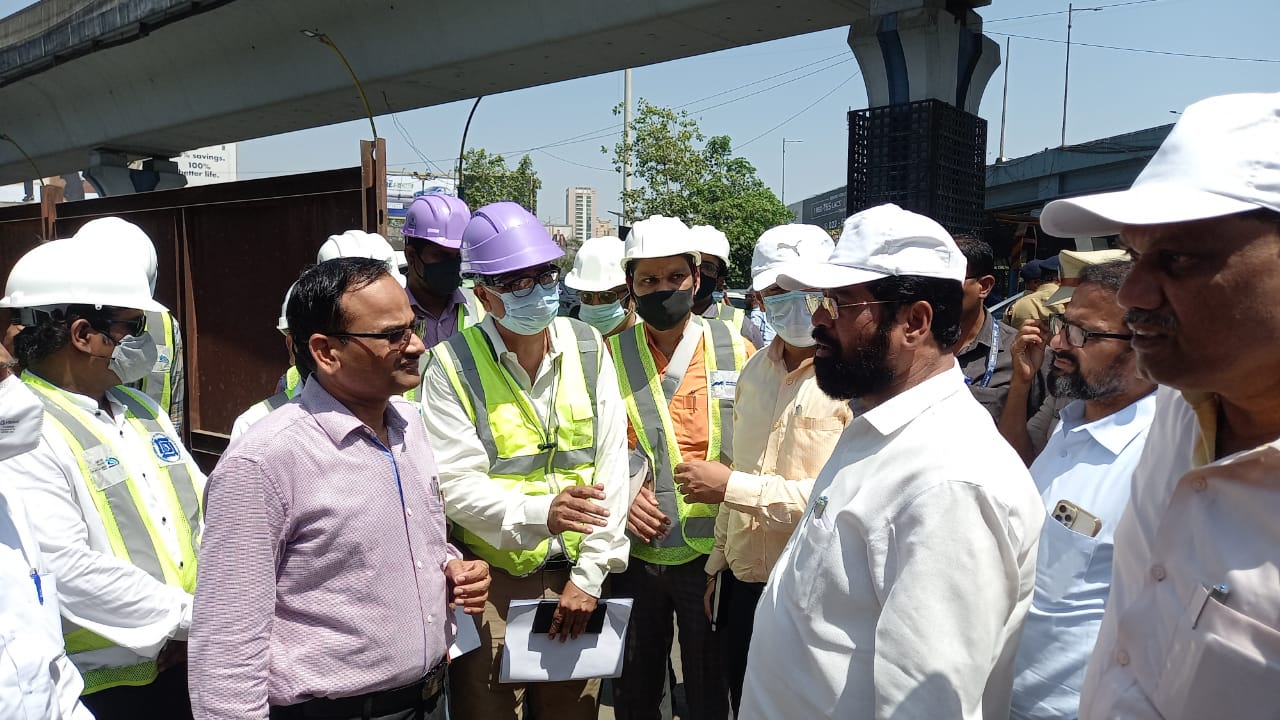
left=402, top=194, right=485, bottom=348
left=1039, top=92, right=1280, bottom=720
left=418, top=202, right=630, bottom=719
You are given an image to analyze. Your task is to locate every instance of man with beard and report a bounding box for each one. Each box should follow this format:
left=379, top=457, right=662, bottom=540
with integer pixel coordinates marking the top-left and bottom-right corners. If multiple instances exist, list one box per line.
left=1000, top=256, right=1157, bottom=720
left=1040, top=92, right=1280, bottom=720
left=739, top=204, right=1043, bottom=720
left=611, top=215, right=752, bottom=720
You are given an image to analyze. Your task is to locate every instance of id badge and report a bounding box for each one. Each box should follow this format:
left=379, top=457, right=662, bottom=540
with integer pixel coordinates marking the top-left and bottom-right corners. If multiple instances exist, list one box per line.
left=84, top=445, right=128, bottom=491
left=709, top=370, right=739, bottom=401
left=152, top=346, right=173, bottom=373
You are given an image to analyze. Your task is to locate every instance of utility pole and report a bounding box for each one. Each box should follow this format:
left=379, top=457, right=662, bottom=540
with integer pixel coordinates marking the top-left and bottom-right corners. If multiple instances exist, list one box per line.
left=622, top=68, right=632, bottom=223
left=998, top=37, right=1010, bottom=162
left=781, top=138, right=803, bottom=206
left=1062, top=4, right=1101, bottom=146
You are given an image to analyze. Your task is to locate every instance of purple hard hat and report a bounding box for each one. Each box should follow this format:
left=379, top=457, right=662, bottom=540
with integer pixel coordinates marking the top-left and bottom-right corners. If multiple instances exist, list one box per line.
left=403, top=194, right=471, bottom=249
left=461, top=202, right=564, bottom=277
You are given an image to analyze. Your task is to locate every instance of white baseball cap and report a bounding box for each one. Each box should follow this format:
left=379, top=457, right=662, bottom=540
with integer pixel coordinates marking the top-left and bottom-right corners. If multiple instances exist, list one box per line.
left=1042, top=92, right=1280, bottom=237
left=750, top=224, right=834, bottom=291
left=778, top=204, right=966, bottom=291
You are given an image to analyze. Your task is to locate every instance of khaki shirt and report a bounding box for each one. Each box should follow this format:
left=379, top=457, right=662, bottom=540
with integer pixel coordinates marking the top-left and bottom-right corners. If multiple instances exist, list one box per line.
left=1007, top=282, right=1062, bottom=330
left=1080, top=386, right=1280, bottom=720
left=704, top=338, right=852, bottom=583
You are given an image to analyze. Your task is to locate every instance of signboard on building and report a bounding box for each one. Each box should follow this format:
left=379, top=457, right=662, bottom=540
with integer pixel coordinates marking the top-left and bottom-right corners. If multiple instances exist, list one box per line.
left=178, top=144, right=238, bottom=186
left=801, top=186, right=847, bottom=234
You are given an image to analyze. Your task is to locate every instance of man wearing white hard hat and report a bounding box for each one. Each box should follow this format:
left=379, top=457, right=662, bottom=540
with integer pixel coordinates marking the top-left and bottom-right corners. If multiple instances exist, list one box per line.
left=564, top=236, right=637, bottom=338
left=610, top=215, right=752, bottom=720
left=690, top=223, right=853, bottom=716
left=229, top=283, right=301, bottom=441
left=73, top=217, right=187, bottom=438
left=0, top=341, right=94, bottom=719
left=739, top=204, right=1043, bottom=720
left=0, top=239, right=206, bottom=719
left=317, top=230, right=408, bottom=287
left=688, top=224, right=746, bottom=330
left=1039, top=92, right=1280, bottom=720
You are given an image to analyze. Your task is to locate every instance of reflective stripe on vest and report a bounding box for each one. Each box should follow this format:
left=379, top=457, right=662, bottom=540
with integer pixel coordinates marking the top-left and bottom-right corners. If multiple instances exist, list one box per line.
left=137, top=311, right=175, bottom=415
left=434, top=317, right=601, bottom=577
left=22, top=374, right=202, bottom=694
left=609, top=317, right=747, bottom=565
left=261, top=390, right=292, bottom=412
left=716, top=304, right=745, bottom=329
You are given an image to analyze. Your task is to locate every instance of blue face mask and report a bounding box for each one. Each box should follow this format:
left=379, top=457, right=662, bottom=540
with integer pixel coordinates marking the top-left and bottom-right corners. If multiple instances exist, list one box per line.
left=495, top=283, right=561, bottom=335
left=762, top=290, right=819, bottom=348
left=711, top=290, right=726, bottom=303
left=579, top=301, right=627, bottom=333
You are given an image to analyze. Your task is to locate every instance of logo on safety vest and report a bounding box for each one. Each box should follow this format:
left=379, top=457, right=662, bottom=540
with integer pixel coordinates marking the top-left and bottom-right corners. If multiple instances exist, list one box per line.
left=151, top=433, right=181, bottom=463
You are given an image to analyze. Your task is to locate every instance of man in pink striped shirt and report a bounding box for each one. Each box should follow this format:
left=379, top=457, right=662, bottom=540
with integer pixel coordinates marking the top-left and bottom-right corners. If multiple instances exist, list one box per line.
left=189, top=257, right=490, bottom=720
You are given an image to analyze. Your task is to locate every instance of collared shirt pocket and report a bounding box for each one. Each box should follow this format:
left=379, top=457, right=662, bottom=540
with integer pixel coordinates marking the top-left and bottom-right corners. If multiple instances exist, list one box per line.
left=1152, top=584, right=1280, bottom=720
left=779, top=415, right=846, bottom=479
left=786, top=497, right=836, bottom=608
left=1034, top=510, right=1103, bottom=605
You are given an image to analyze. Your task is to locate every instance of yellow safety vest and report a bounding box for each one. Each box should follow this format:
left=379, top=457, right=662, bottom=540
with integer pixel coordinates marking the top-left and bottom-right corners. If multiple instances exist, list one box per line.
left=609, top=317, right=748, bottom=565
left=406, top=289, right=486, bottom=403
left=432, top=317, right=601, bottom=577
left=134, top=310, right=178, bottom=420
left=22, top=373, right=203, bottom=695
left=713, top=303, right=745, bottom=329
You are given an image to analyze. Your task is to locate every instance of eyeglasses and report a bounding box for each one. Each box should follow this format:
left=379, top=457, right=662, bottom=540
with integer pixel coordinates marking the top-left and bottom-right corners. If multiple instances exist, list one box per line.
left=94, top=314, right=147, bottom=338
left=488, top=267, right=560, bottom=298
left=1049, top=314, right=1133, bottom=348
left=804, top=295, right=893, bottom=320
left=325, top=326, right=416, bottom=351
left=578, top=289, right=628, bottom=305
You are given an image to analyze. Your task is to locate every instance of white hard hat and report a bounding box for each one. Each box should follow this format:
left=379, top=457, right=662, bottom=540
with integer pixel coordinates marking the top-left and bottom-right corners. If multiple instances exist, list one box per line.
left=278, top=282, right=296, bottom=334
left=0, top=239, right=167, bottom=317
left=688, top=225, right=731, bottom=266
left=317, top=230, right=407, bottom=287
left=565, top=236, right=626, bottom=292
left=621, top=216, right=700, bottom=272
left=72, top=217, right=159, bottom=294
left=751, top=224, right=834, bottom=291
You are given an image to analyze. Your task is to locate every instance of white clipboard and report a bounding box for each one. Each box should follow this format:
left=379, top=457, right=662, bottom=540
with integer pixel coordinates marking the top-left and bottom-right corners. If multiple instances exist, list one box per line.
left=499, top=598, right=634, bottom=683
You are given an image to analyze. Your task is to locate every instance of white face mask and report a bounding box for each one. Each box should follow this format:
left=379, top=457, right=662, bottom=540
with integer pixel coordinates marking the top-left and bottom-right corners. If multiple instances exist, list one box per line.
left=763, top=290, right=819, bottom=348
left=105, top=332, right=159, bottom=385
left=0, top=375, right=43, bottom=460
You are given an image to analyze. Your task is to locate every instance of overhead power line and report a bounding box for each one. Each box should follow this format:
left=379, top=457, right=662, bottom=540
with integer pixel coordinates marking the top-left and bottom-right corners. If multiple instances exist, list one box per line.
left=733, top=71, right=861, bottom=152
left=985, top=0, right=1159, bottom=24
left=987, top=31, right=1280, bottom=63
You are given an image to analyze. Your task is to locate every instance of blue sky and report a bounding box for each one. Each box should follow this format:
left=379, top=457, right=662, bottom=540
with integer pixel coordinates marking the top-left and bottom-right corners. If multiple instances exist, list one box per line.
left=3, top=0, right=1279, bottom=222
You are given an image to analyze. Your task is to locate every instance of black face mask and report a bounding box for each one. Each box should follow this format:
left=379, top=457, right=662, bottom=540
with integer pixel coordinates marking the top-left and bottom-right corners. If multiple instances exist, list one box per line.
left=417, top=258, right=463, bottom=297
left=694, top=272, right=718, bottom=302
left=634, top=289, right=694, bottom=331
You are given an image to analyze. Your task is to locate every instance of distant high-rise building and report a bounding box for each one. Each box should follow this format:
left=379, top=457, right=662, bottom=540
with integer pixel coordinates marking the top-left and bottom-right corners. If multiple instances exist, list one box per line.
left=566, top=186, right=596, bottom=241
left=592, top=218, right=615, bottom=239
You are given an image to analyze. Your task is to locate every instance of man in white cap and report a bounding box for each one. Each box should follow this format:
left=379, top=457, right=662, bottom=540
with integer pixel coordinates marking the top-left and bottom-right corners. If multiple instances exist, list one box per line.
left=739, top=204, right=1044, bottom=720
left=229, top=284, right=299, bottom=441
left=1039, top=92, right=1280, bottom=720
left=688, top=224, right=746, bottom=329
left=0, top=341, right=93, bottom=719
left=688, top=223, right=853, bottom=716
left=73, top=217, right=187, bottom=437
left=0, top=239, right=205, bottom=719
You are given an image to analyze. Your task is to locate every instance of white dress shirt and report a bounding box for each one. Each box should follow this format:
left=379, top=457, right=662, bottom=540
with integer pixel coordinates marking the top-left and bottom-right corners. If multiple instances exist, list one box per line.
left=0, top=374, right=203, bottom=673
left=1080, top=386, right=1280, bottom=720
left=1011, top=393, right=1156, bottom=720
left=419, top=317, right=631, bottom=597
left=0, top=375, right=92, bottom=720
left=741, top=365, right=1044, bottom=720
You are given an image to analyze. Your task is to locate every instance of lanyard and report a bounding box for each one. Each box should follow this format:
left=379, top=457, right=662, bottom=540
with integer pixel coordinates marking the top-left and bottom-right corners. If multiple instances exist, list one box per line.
left=966, top=321, right=1001, bottom=388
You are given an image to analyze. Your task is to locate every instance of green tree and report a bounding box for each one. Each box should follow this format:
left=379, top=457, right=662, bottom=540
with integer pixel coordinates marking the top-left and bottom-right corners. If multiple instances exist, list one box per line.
left=459, top=148, right=542, bottom=215
left=605, top=100, right=795, bottom=288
